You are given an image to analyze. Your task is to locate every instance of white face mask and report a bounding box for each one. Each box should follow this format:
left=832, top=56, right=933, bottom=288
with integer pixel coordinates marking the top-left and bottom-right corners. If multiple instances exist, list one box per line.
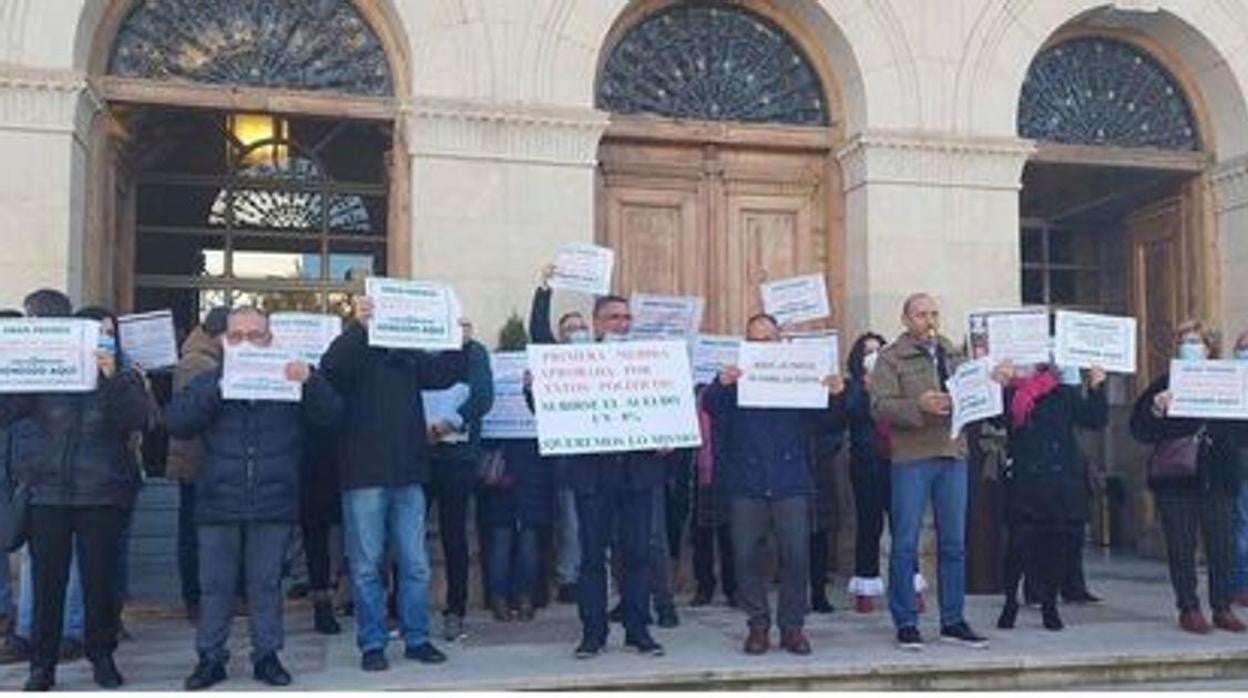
left=1058, top=364, right=1082, bottom=386
left=1178, top=341, right=1207, bottom=361
left=862, top=351, right=879, bottom=375
left=601, top=332, right=628, bottom=343
left=565, top=329, right=592, bottom=345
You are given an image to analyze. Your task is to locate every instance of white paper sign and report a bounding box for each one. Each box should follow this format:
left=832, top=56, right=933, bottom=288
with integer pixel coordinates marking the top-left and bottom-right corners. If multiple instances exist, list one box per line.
left=692, top=334, right=741, bottom=386
left=1169, top=359, right=1248, bottom=420
left=221, top=346, right=301, bottom=402
left=949, top=357, right=1004, bottom=438
left=760, top=274, right=830, bottom=326
left=270, top=313, right=342, bottom=366
left=366, top=278, right=463, bottom=350
left=967, top=308, right=1051, bottom=365
left=1054, top=310, right=1137, bottom=374
left=528, top=340, right=701, bottom=456
left=482, top=351, right=538, bottom=439
left=117, top=310, right=179, bottom=371
left=629, top=294, right=704, bottom=341
left=0, top=319, right=100, bottom=394
left=422, top=383, right=470, bottom=444
left=549, top=243, right=615, bottom=296
left=737, top=341, right=832, bottom=409
left=785, top=330, right=841, bottom=376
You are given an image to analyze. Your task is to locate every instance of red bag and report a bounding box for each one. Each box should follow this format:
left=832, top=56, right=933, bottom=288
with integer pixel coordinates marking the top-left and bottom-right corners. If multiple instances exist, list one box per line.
left=1147, top=428, right=1206, bottom=480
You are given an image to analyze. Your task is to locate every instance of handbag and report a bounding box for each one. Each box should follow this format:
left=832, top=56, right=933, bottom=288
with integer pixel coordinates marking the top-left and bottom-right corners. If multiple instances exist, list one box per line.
left=1148, top=427, right=1206, bottom=480
left=1, top=482, right=31, bottom=553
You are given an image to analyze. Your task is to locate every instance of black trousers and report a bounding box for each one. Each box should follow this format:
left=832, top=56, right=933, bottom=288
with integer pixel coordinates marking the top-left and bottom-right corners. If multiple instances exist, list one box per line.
left=850, top=457, right=890, bottom=579
left=1002, top=522, right=1078, bottom=609
left=301, top=518, right=333, bottom=592
left=810, top=530, right=830, bottom=595
left=1155, top=488, right=1234, bottom=612
left=430, top=460, right=476, bottom=617
left=29, top=505, right=126, bottom=671
left=692, top=524, right=736, bottom=599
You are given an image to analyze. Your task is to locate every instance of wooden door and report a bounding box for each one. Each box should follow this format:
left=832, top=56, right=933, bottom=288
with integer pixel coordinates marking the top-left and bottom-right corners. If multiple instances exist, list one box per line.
left=1127, top=196, right=1188, bottom=388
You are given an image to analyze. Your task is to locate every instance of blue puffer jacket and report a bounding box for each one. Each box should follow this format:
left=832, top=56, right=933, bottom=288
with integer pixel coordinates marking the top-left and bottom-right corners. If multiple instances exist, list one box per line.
left=703, top=379, right=846, bottom=500
left=165, top=368, right=342, bottom=524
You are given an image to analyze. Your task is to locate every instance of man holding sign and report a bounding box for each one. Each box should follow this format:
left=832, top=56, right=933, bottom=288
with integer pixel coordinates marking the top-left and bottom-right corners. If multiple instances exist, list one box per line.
left=703, top=313, right=844, bottom=656
left=166, top=307, right=342, bottom=690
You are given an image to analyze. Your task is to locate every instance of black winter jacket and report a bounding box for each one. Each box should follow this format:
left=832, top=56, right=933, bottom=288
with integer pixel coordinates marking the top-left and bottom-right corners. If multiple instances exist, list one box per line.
left=165, top=368, right=342, bottom=524
left=0, top=370, right=149, bottom=508
left=1130, top=373, right=1246, bottom=496
left=320, top=322, right=467, bottom=490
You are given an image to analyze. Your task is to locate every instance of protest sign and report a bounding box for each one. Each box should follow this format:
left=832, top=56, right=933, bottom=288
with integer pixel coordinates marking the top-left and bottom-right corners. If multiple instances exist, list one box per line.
left=966, top=308, right=1050, bottom=365
left=1054, top=310, right=1137, bottom=373
left=221, top=346, right=301, bottom=402
left=270, top=312, right=342, bottom=366
left=0, top=319, right=99, bottom=394
left=366, top=278, right=462, bottom=350
left=949, top=357, right=1004, bottom=438
left=527, top=340, right=701, bottom=456
left=482, top=352, right=538, bottom=440
left=784, top=330, right=841, bottom=376
left=760, top=274, right=830, bottom=325
left=737, top=341, right=832, bottom=409
left=692, top=334, right=741, bottom=386
left=629, top=294, right=704, bottom=341
left=1169, top=359, right=1248, bottom=420
left=549, top=243, right=614, bottom=296
left=117, top=310, right=179, bottom=370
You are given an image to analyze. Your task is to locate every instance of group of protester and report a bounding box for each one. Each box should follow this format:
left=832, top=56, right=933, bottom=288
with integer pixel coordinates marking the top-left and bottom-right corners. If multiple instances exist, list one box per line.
left=1, top=272, right=1247, bottom=691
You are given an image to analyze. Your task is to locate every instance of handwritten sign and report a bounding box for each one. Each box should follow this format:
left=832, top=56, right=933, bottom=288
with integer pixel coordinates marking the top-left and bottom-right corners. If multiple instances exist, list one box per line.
left=1054, top=310, right=1137, bottom=374
left=737, top=341, right=831, bottom=409
left=270, top=312, right=342, bottom=366
left=949, top=358, right=1004, bottom=438
left=221, top=346, right=301, bottom=402
left=1169, top=359, right=1248, bottom=420
left=629, top=294, right=704, bottom=341
left=760, top=274, right=830, bottom=326
left=0, top=319, right=99, bottom=394
left=785, top=330, right=841, bottom=376
left=692, top=334, right=741, bottom=386
left=967, top=308, right=1050, bottom=365
left=549, top=243, right=615, bottom=296
left=482, top=352, right=538, bottom=440
left=527, top=340, right=701, bottom=456
left=117, top=310, right=179, bottom=370
left=366, top=278, right=462, bottom=351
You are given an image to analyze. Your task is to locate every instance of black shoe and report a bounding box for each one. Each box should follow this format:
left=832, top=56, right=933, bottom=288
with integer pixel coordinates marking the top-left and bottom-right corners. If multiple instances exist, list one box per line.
left=23, top=667, right=54, bottom=692
left=404, top=642, right=447, bottom=664
left=92, top=655, right=125, bottom=689
left=1062, top=591, right=1102, bottom=605
left=6, top=634, right=31, bottom=663
left=286, top=581, right=311, bottom=600
left=314, top=601, right=341, bottom=635
left=59, top=638, right=84, bottom=662
left=360, top=649, right=388, bottom=672
left=811, top=593, right=834, bottom=614
left=556, top=583, right=577, bottom=605
left=1042, top=605, right=1064, bottom=631
left=184, top=660, right=227, bottom=691
left=940, top=622, right=989, bottom=649
left=608, top=604, right=624, bottom=624
left=573, top=636, right=605, bottom=659
left=896, top=626, right=924, bottom=651
left=997, top=600, right=1019, bottom=630
left=624, top=633, right=666, bottom=657
left=690, top=591, right=712, bottom=607
left=656, top=605, right=680, bottom=629
left=253, top=654, right=292, bottom=687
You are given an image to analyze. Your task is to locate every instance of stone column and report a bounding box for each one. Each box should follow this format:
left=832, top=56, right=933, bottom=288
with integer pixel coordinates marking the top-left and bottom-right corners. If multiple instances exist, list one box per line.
left=1212, top=156, right=1248, bottom=337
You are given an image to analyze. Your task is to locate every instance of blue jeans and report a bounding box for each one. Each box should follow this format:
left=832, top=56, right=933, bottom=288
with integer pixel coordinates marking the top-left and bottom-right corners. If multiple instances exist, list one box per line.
left=888, top=457, right=968, bottom=630
left=18, top=543, right=84, bottom=641
left=486, top=525, right=538, bottom=601
left=555, top=487, right=580, bottom=586
left=342, top=484, right=430, bottom=653
left=1233, top=481, right=1248, bottom=594
left=576, top=480, right=652, bottom=642
left=0, top=550, right=11, bottom=618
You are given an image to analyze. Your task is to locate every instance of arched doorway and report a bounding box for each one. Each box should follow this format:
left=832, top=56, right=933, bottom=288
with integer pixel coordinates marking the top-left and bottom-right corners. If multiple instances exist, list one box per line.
left=1016, top=33, right=1213, bottom=555
left=594, top=1, right=844, bottom=334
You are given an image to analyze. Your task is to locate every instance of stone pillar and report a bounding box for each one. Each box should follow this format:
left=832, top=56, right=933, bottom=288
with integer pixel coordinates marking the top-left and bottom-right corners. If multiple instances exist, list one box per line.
left=1212, top=156, right=1248, bottom=337
left=406, top=97, right=609, bottom=344
left=0, top=68, right=97, bottom=305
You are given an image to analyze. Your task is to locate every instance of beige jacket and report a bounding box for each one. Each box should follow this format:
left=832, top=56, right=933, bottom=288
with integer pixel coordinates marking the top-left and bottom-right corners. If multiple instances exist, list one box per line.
left=869, top=331, right=967, bottom=463
left=164, top=327, right=222, bottom=482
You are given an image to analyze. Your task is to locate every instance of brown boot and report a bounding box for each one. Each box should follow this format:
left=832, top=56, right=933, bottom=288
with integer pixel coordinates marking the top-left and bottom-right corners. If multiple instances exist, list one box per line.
left=1213, top=609, right=1247, bottom=633
left=743, top=626, right=770, bottom=655
left=780, top=628, right=812, bottom=656
left=1179, top=608, right=1212, bottom=634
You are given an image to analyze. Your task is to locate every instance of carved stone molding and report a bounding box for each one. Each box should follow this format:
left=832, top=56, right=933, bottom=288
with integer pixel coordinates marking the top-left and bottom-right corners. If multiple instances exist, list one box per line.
left=406, top=97, right=609, bottom=167
left=836, top=130, right=1035, bottom=193
left=0, top=67, right=98, bottom=142
left=1211, top=155, right=1248, bottom=214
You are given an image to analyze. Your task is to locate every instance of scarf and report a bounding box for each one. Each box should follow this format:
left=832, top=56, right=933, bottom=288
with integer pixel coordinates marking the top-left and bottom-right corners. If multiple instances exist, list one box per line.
left=1009, top=368, right=1060, bottom=428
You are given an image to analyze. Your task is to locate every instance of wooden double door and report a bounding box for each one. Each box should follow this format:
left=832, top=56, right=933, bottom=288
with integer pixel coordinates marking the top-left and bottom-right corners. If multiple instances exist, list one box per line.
left=597, top=121, right=842, bottom=334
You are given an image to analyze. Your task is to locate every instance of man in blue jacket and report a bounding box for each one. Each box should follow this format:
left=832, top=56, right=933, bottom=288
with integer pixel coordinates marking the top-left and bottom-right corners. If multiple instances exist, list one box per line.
left=166, top=307, right=342, bottom=690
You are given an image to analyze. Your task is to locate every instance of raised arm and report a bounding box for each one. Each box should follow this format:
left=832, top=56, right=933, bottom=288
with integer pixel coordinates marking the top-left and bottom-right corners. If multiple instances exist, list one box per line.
left=164, top=370, right=224, bottom=439
left=458, top=341, right=495, bottom=426
left=529, top=286, right=557, bottom=345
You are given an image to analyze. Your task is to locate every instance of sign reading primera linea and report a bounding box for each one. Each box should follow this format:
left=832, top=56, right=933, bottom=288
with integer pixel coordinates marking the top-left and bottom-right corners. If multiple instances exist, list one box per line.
left=527, top=340, right=702, bottom=457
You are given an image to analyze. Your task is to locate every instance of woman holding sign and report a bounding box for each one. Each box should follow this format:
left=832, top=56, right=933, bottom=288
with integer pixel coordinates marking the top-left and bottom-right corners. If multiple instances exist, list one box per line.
left=996, top=361, right=1108, bottom=632
left=703, top=313, right=845, bottom=656
left=1130, top=320, right=1248, bottom=635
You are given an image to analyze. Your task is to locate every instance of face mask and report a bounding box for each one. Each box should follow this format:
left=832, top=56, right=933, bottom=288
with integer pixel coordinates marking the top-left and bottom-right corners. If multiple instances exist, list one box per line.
left=862, top=351, right=879, bottom=375
left=1178, top=342, right=1207, bottom=361
left=601, top=332, right=628, bottom=344
left=97, top=334, right=117, bottom=355
left=566, top=329, right=592, bottom=345
left=1236, top=348, right=1248, bottom=362
left=1058, top=364, right=1082, bottom=386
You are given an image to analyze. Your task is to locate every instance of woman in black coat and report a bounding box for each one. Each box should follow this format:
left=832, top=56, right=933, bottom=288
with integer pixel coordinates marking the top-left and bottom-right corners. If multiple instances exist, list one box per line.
left=997, top=362, right=1107, bottom=632
left=1129, top=320, right=1247, bottom=634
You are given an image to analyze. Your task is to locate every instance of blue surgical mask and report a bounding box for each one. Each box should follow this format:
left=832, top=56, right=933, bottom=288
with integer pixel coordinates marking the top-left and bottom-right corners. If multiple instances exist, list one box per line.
left=601, top=332, right=628, bottom=344
left=1178, top=342, right=1207, bottom=361
left=1058, top=364, right=1082, bottom=386
left=566, top=329, right=592, bottom=345
left=97, top=334, right=117, bottom=355
left=1235, top=348, right=1248, bottom=362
